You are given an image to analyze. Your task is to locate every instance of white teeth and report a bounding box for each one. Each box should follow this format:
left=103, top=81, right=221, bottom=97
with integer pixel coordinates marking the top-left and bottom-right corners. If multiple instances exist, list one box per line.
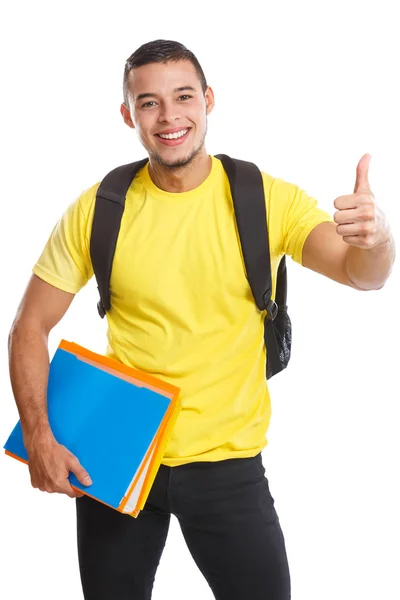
left=158, top=129, right=188, bottom=140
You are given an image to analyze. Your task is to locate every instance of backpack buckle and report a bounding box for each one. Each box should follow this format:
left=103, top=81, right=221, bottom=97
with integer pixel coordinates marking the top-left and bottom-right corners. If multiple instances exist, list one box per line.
left=264, top=298, right=278, bottom=321
left=97, top=299, right=106, bottom=319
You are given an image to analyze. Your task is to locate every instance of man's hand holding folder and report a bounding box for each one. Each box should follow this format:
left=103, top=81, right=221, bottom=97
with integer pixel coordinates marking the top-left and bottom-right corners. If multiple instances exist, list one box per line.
left=5, top=340, right=182, bottom=516
left=25, top=423, right=92, bottom=499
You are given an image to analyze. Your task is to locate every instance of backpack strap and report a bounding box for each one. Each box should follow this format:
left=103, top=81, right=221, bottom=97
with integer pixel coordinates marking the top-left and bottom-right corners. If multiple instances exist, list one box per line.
left=215, top=154, right=284, bottom=374
left=215, top=154, right=279, bottom=316
left=90, top=158, right=149, bottom=318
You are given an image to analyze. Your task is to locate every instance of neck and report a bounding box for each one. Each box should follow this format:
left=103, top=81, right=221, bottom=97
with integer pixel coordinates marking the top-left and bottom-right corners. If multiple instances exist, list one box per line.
left=148, top=150, right=212, bottom=193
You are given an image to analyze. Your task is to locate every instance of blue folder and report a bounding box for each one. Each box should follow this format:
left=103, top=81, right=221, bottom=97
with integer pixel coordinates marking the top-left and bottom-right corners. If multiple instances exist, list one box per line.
left=4, top=347, right=173, bottom=511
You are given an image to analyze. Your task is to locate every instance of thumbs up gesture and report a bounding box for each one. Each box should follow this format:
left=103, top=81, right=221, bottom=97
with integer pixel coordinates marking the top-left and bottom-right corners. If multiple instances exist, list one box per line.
left=333, top=154, right=390, bottom=249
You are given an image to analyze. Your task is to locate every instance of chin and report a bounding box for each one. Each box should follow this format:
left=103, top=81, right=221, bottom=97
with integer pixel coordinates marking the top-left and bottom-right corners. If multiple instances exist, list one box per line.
left=151, top=140, right=205, bottom=169
left=156, top=154, right=194, bottom=169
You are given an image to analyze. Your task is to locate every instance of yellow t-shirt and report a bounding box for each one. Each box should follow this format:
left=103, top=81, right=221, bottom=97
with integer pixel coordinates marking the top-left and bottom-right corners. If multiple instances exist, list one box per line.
left=33, top=155, right=333, bottom=466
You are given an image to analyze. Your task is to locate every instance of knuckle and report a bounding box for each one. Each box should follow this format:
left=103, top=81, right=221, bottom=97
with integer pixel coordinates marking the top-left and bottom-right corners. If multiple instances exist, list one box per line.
left=34, top=476, right=49, bottom=491
left=66, top=489, right=78, bottom=499
left=364, top=234, right=374, bottom=247
left=45, top=480, right=57, bottom=492
left=361, top=208, right=375, bottom=221
left=358, top=194, right=372, bottom=204
left=357, top=237, right=368, bottom=248
left=57, top=485, right=70, bottom=496
left=359, top=221, right=371, bottom=233
left=54, top=477, right=67, bottom=489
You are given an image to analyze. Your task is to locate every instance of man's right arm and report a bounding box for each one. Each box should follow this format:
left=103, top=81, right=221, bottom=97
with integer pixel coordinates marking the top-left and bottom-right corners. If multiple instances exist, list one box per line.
left=8, top=274, right=92, bottom=498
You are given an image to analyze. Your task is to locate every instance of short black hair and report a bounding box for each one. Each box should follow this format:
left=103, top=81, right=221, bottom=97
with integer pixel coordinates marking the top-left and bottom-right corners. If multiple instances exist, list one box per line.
left=123, top=39, right=208, bottom=105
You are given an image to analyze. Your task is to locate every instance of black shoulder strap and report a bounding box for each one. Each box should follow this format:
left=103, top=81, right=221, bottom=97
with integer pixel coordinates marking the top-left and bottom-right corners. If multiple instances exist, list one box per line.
left=90, top=158, right=148, bottom=318
left=215, top=154, right=286, bottom=376
left=215, top=154, right=281, bottom=317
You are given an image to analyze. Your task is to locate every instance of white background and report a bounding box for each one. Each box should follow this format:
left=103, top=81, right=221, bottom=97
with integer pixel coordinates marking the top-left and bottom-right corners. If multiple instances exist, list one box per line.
left=1, top=1, right=399, bottom=598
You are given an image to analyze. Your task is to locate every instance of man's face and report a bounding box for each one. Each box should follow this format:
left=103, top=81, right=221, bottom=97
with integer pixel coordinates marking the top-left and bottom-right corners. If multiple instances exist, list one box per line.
left=121, top=60, right=215, bottom=168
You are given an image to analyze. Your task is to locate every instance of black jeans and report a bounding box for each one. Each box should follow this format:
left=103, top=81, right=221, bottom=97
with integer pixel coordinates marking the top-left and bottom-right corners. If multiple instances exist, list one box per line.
left=76, top=453, right=291, bottom=599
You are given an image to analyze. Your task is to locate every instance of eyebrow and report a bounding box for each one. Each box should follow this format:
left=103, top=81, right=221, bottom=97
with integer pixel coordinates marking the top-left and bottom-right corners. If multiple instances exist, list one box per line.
left=135, top=86, right=196, bottom=102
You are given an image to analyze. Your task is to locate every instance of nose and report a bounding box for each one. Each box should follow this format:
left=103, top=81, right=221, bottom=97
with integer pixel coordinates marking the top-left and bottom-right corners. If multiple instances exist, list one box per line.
left=158, top=100, right=181, bottom=124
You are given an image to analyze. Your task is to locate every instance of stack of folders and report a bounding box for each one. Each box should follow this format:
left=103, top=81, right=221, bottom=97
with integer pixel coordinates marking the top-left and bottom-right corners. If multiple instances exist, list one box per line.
left=4, top=340, right=181, bottom=518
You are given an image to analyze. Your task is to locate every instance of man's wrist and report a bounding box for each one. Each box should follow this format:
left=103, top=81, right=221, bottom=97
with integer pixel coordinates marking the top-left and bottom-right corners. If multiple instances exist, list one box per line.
left=22, top=418, right=53, bottom=451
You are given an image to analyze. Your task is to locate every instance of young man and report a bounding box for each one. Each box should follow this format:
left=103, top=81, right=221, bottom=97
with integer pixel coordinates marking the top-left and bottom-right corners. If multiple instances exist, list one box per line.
left=8, top=39, right=395, bottom=600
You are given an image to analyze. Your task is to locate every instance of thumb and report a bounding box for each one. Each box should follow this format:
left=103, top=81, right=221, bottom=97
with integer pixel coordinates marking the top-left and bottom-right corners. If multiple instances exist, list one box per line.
left=354, top=153, right=372, bottom=194
left=68, top=455, right=92, bottom=486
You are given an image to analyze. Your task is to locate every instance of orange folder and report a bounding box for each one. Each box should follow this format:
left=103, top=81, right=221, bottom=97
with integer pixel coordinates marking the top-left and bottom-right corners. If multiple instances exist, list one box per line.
left=4, top=340, right=182, bottom=518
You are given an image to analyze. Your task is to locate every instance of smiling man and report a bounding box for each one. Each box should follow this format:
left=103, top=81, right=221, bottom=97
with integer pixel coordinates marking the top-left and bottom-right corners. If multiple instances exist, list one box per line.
left=8, top=40, right=395, bottom=600
left=121, top=55, right=214, bottom=191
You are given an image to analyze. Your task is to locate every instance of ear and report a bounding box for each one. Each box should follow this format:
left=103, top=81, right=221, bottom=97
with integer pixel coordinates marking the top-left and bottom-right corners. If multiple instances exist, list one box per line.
left=120, top=103, right=135, bottom=129
left=205, top=86, right=215, bottom=116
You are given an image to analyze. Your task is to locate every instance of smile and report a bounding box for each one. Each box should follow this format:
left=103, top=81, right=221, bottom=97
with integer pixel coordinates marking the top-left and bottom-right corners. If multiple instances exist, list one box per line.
left=158, top=129, right=188, bottom=139
left=155, top=128, right=191, bottom=146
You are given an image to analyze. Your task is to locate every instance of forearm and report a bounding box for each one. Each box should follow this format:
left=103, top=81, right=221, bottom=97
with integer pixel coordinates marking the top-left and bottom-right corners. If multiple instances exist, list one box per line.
left=346, top=235, right=396, bottom=291
left=8, top=319, right=52, bottom=447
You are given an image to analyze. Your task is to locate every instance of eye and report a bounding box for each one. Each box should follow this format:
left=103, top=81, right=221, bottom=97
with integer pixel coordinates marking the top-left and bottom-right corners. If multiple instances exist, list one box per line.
left=141, top=101, right=157, bottom=108
left=178, top=95, right=192, bottom=101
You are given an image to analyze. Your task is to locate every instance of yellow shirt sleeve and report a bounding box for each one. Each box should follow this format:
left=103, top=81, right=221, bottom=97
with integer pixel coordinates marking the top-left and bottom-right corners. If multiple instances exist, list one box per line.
left=263, top=174, right=334, bottom=265
left=32, top=183, right=99, bottom=294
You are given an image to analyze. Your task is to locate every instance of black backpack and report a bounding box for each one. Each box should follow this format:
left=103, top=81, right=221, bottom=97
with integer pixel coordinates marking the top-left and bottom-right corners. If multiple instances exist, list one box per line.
left=89, top=154, right=292, bottom=380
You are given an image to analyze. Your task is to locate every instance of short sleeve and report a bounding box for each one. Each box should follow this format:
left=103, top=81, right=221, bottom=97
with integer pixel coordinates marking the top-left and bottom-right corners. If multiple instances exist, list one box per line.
left=32, top=183, right=99, bottom=294
left=264, top=175, right=334, bottom=265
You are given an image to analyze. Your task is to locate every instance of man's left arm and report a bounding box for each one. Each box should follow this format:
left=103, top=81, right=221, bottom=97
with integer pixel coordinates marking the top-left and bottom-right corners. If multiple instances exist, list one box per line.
left=302, top=154, right=395, bottom=291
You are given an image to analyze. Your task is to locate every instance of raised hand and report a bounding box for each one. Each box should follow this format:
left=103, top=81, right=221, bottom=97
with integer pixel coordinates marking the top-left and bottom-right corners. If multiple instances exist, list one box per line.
left=333, top=154, right=390, bottom=249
